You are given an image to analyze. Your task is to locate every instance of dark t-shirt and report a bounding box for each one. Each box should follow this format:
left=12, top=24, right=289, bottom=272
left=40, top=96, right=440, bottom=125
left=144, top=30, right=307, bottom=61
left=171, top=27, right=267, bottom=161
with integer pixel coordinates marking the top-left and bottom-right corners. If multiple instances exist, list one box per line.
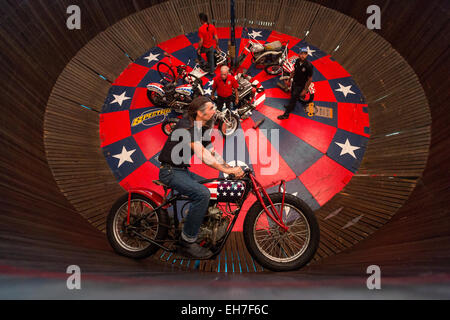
left=292, top=59, right=313, bottom=87
left=158, top=117, right=212, bottom=167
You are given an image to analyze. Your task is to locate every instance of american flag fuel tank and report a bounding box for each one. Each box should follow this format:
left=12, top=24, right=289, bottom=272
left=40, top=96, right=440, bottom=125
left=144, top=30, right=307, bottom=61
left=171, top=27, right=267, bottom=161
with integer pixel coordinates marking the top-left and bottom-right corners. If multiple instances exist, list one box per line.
left=203, top=180, right=247, bottom=202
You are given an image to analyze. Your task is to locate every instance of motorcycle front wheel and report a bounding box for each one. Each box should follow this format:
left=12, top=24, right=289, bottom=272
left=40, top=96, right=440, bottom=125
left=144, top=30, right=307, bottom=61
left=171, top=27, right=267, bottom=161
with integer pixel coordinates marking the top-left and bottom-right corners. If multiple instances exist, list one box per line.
left=218, top=112, right=239, bottom=136
left=106, top=193, right=169, bottom=259
left=243, top=193, right=319, bottom=271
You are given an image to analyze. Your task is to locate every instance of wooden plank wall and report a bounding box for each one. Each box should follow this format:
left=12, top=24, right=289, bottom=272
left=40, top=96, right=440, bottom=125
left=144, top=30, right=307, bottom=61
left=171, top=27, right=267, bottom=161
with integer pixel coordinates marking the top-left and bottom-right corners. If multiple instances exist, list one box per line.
left=2, top=0, right=448, bottom=274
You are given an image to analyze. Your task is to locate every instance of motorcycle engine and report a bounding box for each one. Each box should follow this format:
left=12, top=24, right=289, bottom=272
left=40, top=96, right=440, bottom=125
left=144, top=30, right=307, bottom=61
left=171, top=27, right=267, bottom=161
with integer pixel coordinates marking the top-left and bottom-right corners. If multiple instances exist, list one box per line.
left=197, top=204, right=231, bottom=246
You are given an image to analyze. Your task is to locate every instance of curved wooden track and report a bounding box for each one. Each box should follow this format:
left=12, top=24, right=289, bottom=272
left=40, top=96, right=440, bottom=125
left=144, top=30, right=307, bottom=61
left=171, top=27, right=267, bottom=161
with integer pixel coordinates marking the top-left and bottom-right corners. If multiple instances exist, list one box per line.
left=1, top=0, right=449, bottom=276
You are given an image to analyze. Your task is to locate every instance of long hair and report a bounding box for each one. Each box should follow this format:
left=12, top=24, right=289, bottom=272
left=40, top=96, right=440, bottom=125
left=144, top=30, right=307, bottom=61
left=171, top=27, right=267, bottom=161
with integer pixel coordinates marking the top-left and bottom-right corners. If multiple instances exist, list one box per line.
left=199, top=12, right=209, bottom=31
left=187, top=96, right=213, bottom=128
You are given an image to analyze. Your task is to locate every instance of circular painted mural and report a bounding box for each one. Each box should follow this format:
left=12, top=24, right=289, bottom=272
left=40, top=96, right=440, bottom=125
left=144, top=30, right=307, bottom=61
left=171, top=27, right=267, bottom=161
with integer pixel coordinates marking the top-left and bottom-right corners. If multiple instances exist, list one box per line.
left=99, top=27, right=370, bottom=231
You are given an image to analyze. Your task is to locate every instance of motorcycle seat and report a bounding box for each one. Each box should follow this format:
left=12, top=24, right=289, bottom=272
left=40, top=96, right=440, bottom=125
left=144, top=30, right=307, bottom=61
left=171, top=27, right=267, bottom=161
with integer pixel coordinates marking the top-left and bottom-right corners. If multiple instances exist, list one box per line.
left=264, top=40, right=282, bottom=51
left=153, top=180, right=169, bottom=188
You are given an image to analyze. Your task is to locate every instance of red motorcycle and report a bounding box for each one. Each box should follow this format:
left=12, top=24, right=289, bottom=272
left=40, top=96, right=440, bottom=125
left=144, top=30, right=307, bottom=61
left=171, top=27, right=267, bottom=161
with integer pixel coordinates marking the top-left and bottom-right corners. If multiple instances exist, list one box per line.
left=106, top=167, right=319, bottom=271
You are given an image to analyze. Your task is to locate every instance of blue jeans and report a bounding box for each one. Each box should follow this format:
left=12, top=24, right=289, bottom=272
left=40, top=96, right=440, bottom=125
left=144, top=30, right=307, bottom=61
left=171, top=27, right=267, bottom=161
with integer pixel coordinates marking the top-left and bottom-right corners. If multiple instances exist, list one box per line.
left=197, top=46, right=215, bottom=74
left=159, top=167, right=210, bottom=241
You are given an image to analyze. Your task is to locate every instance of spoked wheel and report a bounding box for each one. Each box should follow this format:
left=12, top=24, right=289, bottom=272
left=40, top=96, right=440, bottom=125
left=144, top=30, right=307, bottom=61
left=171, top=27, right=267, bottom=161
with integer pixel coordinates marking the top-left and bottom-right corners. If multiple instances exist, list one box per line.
left=106, top=193, right=169, bottom=259
left=264, top=64, right=282, bottom=75
left=161, top=118, right=179, bottom=136
left=243, top=193, right=319, bottom=271
left=157, top=62, right=176, bottom=83
left=147, top=90, right=165, bottom=106
left=218, top=111, right=239, bottom=136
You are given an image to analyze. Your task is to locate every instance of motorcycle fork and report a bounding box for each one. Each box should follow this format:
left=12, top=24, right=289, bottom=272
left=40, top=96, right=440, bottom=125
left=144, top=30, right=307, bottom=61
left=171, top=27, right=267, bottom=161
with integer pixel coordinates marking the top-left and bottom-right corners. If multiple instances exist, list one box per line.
left=249, top=174, right=288, bottom=231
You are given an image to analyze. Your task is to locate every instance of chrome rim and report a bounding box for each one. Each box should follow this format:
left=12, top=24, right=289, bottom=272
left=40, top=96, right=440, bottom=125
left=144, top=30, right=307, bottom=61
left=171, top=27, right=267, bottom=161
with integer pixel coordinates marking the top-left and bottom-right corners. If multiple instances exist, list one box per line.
left=222, top=115, right=238, bottom=135
left=253, top=203, right=310, bottom=263
left=113, top=199, right=159, bottom=252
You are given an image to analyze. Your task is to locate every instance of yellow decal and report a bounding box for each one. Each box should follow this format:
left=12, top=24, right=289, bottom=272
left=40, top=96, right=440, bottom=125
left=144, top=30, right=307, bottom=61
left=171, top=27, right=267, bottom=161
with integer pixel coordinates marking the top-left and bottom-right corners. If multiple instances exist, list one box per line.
left=131, top=108, right=171, bottom=127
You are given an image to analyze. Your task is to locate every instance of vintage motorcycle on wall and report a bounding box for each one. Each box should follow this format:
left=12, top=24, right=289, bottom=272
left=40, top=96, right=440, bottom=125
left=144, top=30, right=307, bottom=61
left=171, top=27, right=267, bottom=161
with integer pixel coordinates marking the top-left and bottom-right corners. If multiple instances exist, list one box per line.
left=236, top=28, right=289, bottom=69
left=147, top=53, right=205, bottom=114
left=106, top=166, right=320, bottom=272
left=160, top=71, right=265, bottom=137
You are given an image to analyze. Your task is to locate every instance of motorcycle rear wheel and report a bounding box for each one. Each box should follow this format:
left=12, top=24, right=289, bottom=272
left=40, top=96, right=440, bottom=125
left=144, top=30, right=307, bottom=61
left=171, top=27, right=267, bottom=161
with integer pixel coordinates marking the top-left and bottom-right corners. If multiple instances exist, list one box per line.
left=157, top=62, right=176, bottom=83
left=106, top=193, right=169, bottom=259
left=243, top=193, right=319, bottom=271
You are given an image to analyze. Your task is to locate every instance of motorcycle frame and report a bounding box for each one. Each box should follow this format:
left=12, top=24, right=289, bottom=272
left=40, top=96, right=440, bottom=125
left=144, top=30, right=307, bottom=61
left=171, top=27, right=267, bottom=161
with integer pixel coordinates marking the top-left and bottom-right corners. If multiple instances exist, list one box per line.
left=124, top=171, right=288, bottom=258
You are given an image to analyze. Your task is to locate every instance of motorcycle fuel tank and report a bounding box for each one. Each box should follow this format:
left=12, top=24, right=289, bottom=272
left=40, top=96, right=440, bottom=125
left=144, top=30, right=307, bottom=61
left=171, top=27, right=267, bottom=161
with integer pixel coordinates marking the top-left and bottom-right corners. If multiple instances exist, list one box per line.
left=203, top=180, right=247, bottom=203
left=175, top=84, right=193, bottom=96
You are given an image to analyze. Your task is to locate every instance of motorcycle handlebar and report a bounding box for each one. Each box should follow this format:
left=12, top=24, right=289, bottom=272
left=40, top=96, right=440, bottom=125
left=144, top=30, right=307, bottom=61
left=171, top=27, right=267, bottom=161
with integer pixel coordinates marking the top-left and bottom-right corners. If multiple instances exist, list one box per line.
left=227, top=167, right=252, bottom=180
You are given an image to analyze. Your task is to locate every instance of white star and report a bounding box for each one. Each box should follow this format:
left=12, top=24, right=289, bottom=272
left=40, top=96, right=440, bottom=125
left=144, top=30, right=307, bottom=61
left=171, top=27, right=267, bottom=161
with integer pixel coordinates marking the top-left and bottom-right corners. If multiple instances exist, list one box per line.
left=234, top=185, right=238, bottom=190
left=110, top=92, right=131, bottom=106
left=143, top=52, right=160, bottom=63
left=219, top=186, right=224, bottom=190
left=335, top=139, right=360, bottom=159
left=306, top=46, right=316, bottom=56
left=230, top=192, right=234, bottom=196
left=207, top=80, right=214, bottom=87
left=227, top=186, right=231, bottom=190
left=204, top=87, right=212, bottom=96
left=237, top=192, right=241, bottom=196
left=335, top=83, right=355, bottom=98
left=112, top=146, right=136, bottom=168
left=248, top=30, right=262, bottom=39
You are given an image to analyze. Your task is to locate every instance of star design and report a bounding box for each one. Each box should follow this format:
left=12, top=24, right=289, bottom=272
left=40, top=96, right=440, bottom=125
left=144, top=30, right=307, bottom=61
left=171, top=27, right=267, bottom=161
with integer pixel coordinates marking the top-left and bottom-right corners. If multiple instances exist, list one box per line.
left=204, top=87, right=212, bottom=96
left=219, top=186, right=224, bottom=190
left=306, top=46, right=316, bottom=56
left=143, top=52, right=160, bottom=63
left=110, top=91, right=131, bottom=106
left=237, top=192, right=241, bottom=196
left=112, top=146, right=136, bottom=168
left=227, top=186, right=231, bottom=190
left=207, top=80, right=214, bottom=87
left=335, top=83, right=355, bottom=97
left=230, top=192, right=234, bottom=196
left=248, top=30, right=262, bottom=39
left=335, top=139, right=360, bottom=159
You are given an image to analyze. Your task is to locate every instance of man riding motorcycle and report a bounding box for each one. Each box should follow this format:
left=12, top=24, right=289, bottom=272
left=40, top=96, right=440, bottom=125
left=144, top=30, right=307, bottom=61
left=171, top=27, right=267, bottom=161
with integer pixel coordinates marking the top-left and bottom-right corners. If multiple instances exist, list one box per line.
left=157, top=96, right=244, bottom=258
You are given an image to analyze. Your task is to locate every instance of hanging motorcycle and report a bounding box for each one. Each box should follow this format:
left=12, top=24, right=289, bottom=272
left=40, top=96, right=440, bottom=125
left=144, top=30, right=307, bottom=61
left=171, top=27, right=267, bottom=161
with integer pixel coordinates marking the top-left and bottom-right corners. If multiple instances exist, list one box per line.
left=147, top=53, right=205, bottom=113
left=236, top=28, right=289, bottom=68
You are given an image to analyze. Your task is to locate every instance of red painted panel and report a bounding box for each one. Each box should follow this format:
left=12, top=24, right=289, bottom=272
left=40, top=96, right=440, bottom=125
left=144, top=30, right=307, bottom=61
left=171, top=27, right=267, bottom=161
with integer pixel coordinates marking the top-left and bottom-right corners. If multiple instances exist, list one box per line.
left=338, top=103, right=370, bottom=137
left=99, top=111, right=131, bottom=147
left=299, top=155, right=353, bottom=206
left=258, top=104, right=337, bottom=153
left=312, top=55, right=351, bottom=80
left=113, top=63, right=150, bottom=87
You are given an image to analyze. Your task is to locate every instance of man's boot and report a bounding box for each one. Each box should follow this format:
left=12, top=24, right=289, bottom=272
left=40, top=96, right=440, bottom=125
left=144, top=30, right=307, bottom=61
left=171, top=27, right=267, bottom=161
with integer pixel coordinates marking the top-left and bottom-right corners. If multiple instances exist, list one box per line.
left=177, top=238, right=213, bottom=259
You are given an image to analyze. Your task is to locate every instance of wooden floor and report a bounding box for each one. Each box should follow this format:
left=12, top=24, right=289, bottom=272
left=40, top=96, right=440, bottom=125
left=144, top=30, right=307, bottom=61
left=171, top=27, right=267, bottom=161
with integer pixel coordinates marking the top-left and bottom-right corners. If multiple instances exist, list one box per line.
left=1, top=0, right=449, bottom=277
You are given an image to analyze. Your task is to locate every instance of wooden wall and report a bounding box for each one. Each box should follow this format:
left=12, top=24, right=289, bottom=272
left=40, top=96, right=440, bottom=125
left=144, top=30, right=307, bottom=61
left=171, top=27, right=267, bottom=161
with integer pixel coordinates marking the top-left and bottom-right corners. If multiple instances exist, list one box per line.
left=1, top=0, right=449, bottom=274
